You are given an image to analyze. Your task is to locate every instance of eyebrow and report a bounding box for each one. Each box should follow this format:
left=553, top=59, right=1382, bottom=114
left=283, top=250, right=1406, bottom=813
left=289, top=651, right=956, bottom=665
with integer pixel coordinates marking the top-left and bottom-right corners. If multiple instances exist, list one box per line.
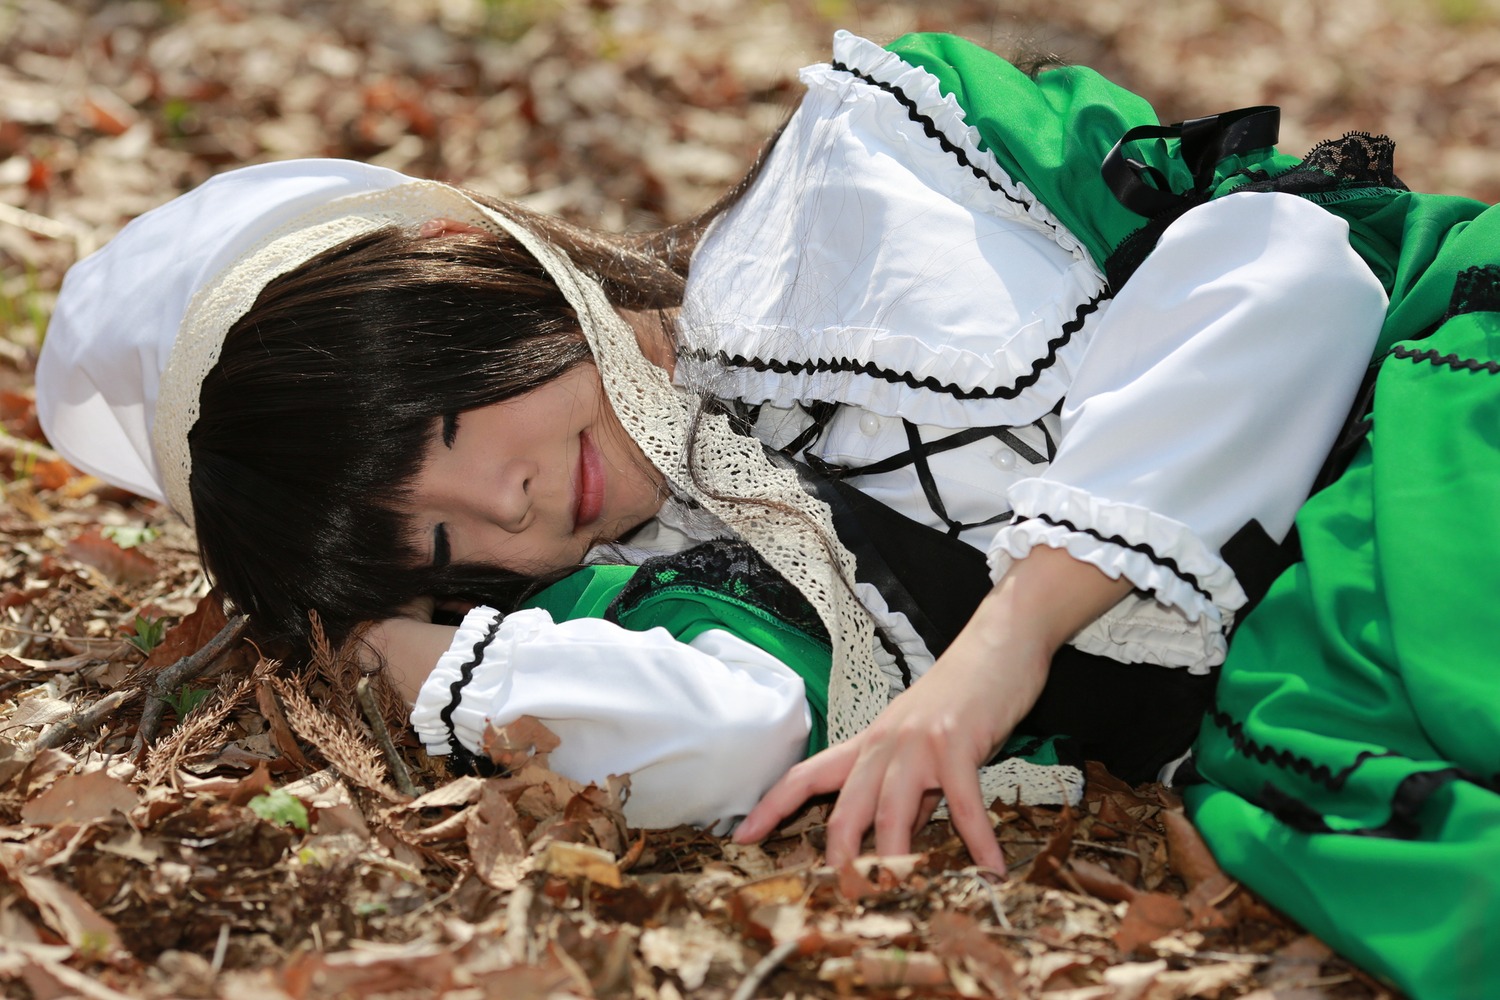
left=441, top=412, right=459, bottom=448
left=432, top=523, right=452, bottom=569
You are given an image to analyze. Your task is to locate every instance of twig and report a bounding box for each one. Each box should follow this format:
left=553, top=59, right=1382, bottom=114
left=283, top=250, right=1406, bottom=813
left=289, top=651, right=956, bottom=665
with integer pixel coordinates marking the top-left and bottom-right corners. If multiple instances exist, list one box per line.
left=504, top=881, right=534, bottom=965
left=210, top=924, right=230, bottom=975
left=131, top=614, right=248, bottom=758
left=948, top=867, right=1012, bottom=930
left=356, top=676, right=416, bottom=798
left=35, top=688, right=140, bottom=751
left=1070, top=839, right=1143, bottom=858
left=730, top=938, right=800, bottom=1000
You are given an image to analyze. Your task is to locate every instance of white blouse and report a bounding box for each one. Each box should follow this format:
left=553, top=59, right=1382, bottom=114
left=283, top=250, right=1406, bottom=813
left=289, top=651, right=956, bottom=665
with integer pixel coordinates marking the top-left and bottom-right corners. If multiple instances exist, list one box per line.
left=411, top=31, right=1388, bottom=828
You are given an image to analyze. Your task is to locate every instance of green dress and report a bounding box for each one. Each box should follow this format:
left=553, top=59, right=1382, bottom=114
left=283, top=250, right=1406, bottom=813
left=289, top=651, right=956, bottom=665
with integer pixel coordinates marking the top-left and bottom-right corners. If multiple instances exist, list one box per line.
left=887, top=31, right=1500, bottom=998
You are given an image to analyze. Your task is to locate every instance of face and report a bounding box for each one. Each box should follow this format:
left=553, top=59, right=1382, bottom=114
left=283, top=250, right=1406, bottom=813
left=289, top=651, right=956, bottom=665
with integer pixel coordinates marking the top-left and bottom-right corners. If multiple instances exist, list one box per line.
left=407, top=363, right=665, bottom=576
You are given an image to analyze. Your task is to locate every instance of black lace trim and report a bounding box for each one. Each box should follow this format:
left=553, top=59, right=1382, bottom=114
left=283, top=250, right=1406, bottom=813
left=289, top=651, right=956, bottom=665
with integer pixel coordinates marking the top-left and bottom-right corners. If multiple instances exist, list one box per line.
left=1298, top=131, right=1402, bottom=188
left=1441, top=264, right=1500, bottom=324
left=1013, top=513, right=1214, bottom=604
left=683, top=289, right=1109, bottom=402
left=606, top=540, right=829, bottom=645
left=440, top=612, right=503, bottom=777
left=1390, top=344, right=1500, bottom=375
left=829, top=59, right=1032, bottom=213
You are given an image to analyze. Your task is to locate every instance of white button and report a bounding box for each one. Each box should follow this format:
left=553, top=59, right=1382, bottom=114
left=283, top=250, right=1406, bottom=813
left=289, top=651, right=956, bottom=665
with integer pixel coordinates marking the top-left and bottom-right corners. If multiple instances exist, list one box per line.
left=990, top=447, right=1017, bottom=471
left=858, top=412, right=881, bottom=436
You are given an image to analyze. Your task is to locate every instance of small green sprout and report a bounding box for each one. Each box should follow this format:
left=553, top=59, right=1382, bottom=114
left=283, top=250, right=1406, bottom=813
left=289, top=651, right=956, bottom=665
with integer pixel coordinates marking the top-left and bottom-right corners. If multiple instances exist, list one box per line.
left=248, top=789, right=310, bottom=831
left=126, top=614, right=167, bottom=655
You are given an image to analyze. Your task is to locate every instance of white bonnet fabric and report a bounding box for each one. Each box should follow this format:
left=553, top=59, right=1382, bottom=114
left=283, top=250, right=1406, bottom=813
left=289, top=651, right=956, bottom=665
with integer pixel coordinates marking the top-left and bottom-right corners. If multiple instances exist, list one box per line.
left=37, top=160, right=417, bottom=506
left=33, top=157, right=893, bottom=748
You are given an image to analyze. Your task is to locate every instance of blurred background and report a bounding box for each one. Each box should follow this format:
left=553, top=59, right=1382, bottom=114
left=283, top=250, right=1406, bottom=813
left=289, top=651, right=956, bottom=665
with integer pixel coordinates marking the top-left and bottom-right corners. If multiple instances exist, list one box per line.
left=4, top=0, right=1500, bottom=385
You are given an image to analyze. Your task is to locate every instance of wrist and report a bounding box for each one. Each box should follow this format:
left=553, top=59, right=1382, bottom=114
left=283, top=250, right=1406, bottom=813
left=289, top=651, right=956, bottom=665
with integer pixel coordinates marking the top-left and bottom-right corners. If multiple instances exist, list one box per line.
left=985, top=545, right=1134, bottom=652
left=364, top=616, right=459, bottom=704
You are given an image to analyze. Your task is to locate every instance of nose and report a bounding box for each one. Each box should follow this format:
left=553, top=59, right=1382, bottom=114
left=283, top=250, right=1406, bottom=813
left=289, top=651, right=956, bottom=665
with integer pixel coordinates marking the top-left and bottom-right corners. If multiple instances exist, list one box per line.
left=481, top=458, right=536, bottom=532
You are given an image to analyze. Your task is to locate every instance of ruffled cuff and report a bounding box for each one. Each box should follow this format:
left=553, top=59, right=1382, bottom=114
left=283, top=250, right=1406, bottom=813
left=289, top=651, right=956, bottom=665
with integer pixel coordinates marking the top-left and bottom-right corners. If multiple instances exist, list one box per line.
left=409, top=605, right=543, bottom=757
left=988, top=480, right=1248, bottom=673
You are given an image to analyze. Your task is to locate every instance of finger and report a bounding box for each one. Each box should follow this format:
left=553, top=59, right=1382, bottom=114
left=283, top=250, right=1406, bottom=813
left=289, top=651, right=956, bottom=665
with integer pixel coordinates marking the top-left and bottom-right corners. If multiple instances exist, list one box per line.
left=733, top=741, right=858, bottom=843
left=822, top=740, right=898, bottom=867
left=940, top=761, right=1005, bottom=873
left=870, top=751, right=933, bottom=860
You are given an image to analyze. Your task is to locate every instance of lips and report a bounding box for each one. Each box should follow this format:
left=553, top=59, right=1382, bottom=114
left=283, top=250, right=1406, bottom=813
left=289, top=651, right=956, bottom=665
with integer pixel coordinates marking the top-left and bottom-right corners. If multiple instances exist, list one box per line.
left=574, top=430, right=605, bottom=530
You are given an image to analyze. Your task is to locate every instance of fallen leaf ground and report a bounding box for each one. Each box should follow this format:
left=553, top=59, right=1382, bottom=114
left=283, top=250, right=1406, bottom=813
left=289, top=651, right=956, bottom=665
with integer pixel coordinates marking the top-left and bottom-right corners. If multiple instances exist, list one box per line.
left=4, top=1, right=1497, bottom=996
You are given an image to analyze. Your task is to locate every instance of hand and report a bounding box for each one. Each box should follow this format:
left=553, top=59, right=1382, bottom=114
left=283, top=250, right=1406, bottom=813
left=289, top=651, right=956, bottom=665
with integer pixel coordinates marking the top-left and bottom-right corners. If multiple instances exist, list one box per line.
left=733, top=547, right=1133, bottom=870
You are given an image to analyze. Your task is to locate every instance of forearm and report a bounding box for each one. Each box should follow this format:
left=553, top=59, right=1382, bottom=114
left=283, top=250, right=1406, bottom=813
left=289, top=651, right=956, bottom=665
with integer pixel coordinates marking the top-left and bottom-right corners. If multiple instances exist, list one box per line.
left=931, top=544, right=1133, bottom=734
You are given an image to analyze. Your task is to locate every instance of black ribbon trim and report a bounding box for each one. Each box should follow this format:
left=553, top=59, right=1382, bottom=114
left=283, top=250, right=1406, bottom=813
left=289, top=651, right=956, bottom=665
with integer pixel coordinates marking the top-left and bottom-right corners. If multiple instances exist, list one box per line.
left=829, top=59, right=1032, bottom=213
left=1390, top=344, right=1500, bottom=375
left=439, top=612, right=503, bottom=776
left=1209, top=708, right=1401, bottom=792
left=1255, top=766, right=1490, bottom=839
left=1102, top=106, right=1280, bottom=289
left=681, top=289, right=1109, bottom=402
left=1013, top=512, right=1215, bottom=604
left=1102, top=105, right=1281, bottom=218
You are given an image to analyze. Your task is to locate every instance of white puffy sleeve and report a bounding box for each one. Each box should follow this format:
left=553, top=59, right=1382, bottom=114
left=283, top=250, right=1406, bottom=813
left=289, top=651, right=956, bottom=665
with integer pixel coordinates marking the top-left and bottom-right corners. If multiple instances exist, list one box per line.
left=989, top=190, right=1388, bottom=672
left=409, top=606, right=811, bottom=831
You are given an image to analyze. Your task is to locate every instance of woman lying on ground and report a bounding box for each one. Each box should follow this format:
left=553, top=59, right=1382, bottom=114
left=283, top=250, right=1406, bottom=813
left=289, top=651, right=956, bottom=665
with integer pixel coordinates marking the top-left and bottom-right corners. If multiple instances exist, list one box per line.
left=37, top=30, right=1498, bottom=998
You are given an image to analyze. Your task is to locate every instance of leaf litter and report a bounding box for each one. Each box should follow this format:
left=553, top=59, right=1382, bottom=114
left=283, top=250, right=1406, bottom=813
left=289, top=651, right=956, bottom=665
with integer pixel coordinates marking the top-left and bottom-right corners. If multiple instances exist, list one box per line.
left=5, top=0, right=1487, bottom=994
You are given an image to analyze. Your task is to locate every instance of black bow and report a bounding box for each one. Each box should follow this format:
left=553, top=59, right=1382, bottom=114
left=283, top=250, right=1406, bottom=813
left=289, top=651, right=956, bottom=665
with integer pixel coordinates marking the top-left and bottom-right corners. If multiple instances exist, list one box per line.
left=1103, top=105, right=1281, bottom=217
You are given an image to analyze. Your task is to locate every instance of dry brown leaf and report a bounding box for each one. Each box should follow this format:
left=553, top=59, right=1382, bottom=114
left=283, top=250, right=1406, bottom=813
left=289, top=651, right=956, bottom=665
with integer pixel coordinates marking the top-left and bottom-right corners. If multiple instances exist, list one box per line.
left=1114, top=891, right=1190, bottom=955
left=402, top=775, right=486, bottom=811
left=141, top=593, right=227, bottom=669
left=482, top=715, right=562, bottom=772
left=62, top=527, right=159, bottom=587
left=466, top=780, right=532, bottom=890
left=820, top=948, right=949, bottom=990
left=15, top=871, right=124, bottom=960
left=253, top=679, right=316, bottom=774
left=1024, top=803, right=1079, bottom=886
left=20, top=769, right=137, bottom=826
left=1162, top=807, right=1222, bottom=889
left=535, top=840, right=621, bottom=888
left=1067, top=857, right=1140, bottom=904
left=12, top=954, right=138, bottom=1000
left=929, top=909, right=1021, bottom=997
left=1153, top=960, right=1258, bottom=998
left=639, top=916, right=744, bottom=991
